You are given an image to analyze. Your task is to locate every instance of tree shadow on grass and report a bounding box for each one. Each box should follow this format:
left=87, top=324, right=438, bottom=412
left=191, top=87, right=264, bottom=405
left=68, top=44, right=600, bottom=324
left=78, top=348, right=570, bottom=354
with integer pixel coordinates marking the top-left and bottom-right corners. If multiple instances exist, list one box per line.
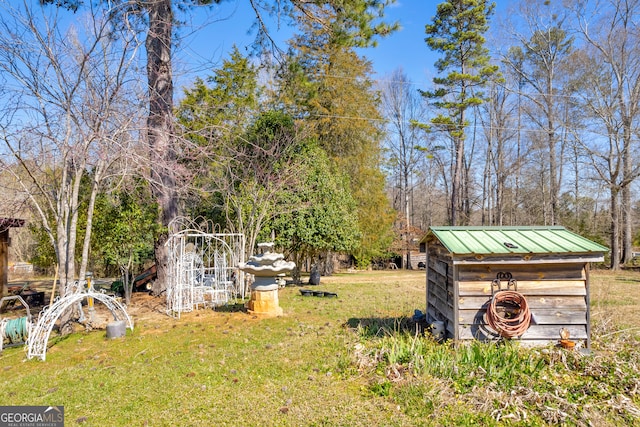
left=344, top=316, right=423, bottom=339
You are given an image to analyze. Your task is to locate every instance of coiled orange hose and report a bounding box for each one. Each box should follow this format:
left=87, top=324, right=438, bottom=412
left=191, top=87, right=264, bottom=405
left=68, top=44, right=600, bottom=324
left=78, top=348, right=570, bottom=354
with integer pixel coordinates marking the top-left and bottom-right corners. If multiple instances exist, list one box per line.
left=486, top=290, right=531, bottom=339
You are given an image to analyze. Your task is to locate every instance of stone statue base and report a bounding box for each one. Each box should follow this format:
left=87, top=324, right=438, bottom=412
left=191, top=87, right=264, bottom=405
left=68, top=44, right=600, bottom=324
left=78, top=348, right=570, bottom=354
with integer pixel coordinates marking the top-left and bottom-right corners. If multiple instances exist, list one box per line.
left=246, top=288, right=283, bottom=316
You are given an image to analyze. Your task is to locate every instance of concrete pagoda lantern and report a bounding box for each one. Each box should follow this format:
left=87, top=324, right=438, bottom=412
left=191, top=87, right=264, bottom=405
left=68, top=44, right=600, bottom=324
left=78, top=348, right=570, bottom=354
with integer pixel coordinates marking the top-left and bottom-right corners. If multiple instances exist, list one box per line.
left=238, top=242, right=295, bottom=316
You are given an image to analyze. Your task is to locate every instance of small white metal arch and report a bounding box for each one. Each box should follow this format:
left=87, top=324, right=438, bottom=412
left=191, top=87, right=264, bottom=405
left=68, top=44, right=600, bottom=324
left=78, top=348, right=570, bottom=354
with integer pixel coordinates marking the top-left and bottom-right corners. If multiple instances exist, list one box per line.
left=26, top=290, right=133, bottom=361
left=169, top=229, right=237, bottom=257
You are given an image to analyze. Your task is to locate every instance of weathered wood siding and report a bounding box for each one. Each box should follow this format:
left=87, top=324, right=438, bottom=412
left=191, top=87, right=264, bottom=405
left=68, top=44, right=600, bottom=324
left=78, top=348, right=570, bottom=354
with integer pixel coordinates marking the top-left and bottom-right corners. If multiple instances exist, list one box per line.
left=456, top=262, right=589, bottom=346
left=425, top=239, right=455, bottom=338
left=426, top=240, right=591, bottom=346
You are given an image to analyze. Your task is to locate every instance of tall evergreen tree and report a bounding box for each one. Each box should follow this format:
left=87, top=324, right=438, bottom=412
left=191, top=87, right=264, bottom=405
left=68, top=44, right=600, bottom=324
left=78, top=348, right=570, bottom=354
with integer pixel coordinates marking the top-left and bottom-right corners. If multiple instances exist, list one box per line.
left=177, top=45, right=260, bottom=147
left=423, top=0, right=498, bottom=225
left=176, top=46, right=261, bottom=222
left=42, top=0, right=397, bottom=289
left=273, top=7, right=395, bottom=268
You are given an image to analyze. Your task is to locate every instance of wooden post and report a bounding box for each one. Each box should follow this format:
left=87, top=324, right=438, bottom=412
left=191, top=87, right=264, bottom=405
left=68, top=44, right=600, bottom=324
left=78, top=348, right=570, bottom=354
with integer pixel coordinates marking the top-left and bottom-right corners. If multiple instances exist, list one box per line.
left=0, top=229, right=8, bottom=300
left=49, top=264, right=59, bottom=306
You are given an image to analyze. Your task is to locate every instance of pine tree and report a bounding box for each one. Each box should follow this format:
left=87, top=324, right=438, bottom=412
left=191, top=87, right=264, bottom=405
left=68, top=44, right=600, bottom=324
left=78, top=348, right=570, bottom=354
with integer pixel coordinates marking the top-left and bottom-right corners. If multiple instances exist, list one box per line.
left=423, top=0, right=498, bottom=225
left=273, top=8, right=395, bottom=268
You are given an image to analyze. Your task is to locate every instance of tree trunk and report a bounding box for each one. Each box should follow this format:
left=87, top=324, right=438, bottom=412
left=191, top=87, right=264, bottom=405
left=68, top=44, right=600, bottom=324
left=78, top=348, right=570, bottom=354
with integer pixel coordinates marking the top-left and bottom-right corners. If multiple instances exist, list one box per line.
left=451, top=135, right=464, bottom=226
left=514, top=87, right=522, bottom=226
left=318, top=252, right=334, bottom=276
left=482, top=140, right=491, bottom=226
left=547, top=110, right=558, bottom=226
left=462, top=154, right=472, bottom=225
left=147, top=0, right=178, bottom=295
left=621, top=124, right=633, bottom=264
left=79, top=164, right=103, bottom=281
left=56, top=166, right=81, bottom=296
left=496, top=145, right=505, bottom=226
left=610, top=188, right=620, bottom=270
left=122, top=253, right=134, bottom=305
left=404, top=170, right=411, bottom=269
left=621, top=183, right=632, bottom=264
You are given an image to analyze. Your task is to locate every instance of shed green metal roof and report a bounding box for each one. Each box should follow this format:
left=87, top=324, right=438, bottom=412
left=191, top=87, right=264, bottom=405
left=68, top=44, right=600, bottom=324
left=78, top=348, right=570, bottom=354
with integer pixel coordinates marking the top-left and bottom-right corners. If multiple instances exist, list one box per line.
left=427, top=226, right=609, bottom=256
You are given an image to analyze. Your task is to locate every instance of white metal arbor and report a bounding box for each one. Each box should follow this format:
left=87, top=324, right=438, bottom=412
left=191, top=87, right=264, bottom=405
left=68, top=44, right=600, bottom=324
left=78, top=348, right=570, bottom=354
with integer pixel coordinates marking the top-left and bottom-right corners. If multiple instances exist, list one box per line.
left=165, top=217, right=245, bottom=318
left=26, top=282, right=133, bottom=361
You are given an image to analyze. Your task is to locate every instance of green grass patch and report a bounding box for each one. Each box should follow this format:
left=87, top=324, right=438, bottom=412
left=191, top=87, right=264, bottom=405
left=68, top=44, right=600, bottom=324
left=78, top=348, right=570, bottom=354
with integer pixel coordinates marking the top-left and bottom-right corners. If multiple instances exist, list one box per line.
left=0, top=270, right=639, bottom=425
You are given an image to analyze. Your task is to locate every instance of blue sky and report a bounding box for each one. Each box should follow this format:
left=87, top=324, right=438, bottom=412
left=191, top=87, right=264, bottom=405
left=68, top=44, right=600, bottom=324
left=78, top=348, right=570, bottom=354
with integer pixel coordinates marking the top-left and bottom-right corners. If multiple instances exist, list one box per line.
left=0, top=1, right=508, bottom=99
left=354, top=2, right=440, bottom=89
left=177, top=1, right=509, bottom=95
left=176, top=1, right=441, bottom=93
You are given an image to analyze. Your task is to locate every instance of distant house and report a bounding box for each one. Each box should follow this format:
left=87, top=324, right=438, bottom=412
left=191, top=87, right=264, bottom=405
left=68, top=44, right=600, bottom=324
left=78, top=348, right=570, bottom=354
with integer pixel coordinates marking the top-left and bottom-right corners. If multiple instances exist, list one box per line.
left=420, top=226, right=608, bottom=348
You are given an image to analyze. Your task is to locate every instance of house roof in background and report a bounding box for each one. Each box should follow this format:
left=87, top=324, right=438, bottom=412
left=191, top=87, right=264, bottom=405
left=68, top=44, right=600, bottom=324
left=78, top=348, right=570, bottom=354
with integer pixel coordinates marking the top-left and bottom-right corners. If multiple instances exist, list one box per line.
left=0, top=218, right=25, bottom=230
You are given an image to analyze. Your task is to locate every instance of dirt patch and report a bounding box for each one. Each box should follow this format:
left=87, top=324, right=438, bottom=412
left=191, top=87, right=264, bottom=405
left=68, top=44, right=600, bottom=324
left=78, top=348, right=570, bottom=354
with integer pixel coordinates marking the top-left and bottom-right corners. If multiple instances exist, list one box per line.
left=4, top=271, right=427, bottom=328
left=2, top=279, right=170, bottom=331
left=125, top=292, right=168, bottom=323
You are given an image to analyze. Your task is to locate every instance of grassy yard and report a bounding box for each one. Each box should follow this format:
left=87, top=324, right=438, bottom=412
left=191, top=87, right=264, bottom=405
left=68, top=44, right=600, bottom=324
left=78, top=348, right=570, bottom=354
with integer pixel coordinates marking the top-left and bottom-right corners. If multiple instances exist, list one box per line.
left=1, top=269, right=639, bottom=426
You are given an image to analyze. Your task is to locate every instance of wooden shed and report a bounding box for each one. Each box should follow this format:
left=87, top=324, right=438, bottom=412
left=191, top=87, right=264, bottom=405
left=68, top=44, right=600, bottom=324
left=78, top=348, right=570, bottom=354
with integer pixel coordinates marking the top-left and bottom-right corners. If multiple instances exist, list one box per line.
left=420, top=226, right=608, bottom=348
left=0, top=218, right=25, bottom=299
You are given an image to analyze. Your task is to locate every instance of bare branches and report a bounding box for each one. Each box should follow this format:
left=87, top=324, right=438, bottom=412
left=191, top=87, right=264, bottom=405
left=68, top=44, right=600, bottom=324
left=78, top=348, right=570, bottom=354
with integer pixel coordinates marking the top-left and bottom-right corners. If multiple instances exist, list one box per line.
left=0, top=2, right=144, bottom=290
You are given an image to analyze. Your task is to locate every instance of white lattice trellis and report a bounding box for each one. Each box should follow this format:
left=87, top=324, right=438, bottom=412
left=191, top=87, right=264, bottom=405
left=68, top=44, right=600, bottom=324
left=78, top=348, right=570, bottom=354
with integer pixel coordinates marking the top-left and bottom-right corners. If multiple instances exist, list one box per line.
left=166, top=217, right=245, bottom=318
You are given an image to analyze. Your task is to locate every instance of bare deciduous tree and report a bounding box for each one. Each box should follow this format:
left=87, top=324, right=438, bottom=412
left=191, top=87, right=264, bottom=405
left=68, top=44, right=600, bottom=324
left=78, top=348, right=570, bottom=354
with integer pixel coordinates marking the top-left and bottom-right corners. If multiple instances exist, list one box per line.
left=500, top=0, right=575, bottom=226
left=573, top=0, right=640, bottom=267
left=478, top=80, right=523, bottom=226
left=380, top=68, right=427, bottom=268
left=0, top=4, right=142, bottom=294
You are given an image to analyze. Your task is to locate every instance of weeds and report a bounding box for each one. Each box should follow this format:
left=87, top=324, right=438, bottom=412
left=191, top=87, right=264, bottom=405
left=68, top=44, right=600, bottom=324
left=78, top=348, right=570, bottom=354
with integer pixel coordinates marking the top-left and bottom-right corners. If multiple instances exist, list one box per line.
left=351, top=318, right=640, bottom=426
